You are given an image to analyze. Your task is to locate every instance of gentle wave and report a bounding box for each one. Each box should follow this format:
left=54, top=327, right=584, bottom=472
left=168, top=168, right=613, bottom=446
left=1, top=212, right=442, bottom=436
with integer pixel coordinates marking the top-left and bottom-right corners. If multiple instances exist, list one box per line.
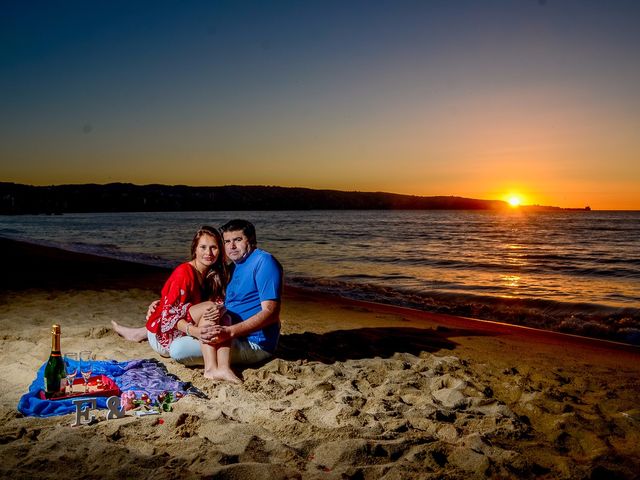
left=288, top=275, right=640, bottom=345
left=4, top=234, right=177, bottom=270
left=346, top=253, right=639, bottom=279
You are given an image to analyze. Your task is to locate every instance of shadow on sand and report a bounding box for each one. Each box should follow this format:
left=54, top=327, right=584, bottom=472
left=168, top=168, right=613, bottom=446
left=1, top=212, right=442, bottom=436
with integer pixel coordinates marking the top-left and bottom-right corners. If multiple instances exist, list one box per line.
left=273, top=326, right=497, bottom=364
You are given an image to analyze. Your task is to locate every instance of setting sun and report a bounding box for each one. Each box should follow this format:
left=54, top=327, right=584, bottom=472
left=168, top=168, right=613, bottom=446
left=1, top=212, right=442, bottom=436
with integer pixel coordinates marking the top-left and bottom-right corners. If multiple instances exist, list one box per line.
left=507, top=195, right=522, bottom=207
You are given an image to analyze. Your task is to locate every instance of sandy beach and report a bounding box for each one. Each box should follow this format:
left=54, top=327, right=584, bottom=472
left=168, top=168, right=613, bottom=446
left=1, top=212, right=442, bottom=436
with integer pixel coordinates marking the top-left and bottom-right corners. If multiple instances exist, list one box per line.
left=1, top=237, right=639, bottom=479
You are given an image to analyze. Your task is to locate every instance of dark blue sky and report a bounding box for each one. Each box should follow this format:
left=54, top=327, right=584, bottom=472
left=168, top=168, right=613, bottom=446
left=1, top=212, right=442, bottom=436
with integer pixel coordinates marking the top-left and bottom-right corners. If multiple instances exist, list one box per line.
left=2, top=0, right=639, bottom=208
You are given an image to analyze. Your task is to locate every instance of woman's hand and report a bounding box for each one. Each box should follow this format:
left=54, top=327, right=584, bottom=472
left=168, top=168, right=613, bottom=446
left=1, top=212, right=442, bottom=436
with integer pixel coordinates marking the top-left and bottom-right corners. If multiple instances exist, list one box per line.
left=146, top=300, right=160, bottom=321
left=188, top=324, right=201, bottom=341
left=202, top=303, right=227, bottom=324
left=199, top=320, right=216, bottom=343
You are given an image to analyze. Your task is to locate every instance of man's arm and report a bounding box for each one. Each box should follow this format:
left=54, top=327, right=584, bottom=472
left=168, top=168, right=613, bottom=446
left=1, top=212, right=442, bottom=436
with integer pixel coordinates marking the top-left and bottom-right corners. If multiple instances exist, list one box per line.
left=200, top=299, right=280, bottom=343
left=228, top=299, right=280, bottom=339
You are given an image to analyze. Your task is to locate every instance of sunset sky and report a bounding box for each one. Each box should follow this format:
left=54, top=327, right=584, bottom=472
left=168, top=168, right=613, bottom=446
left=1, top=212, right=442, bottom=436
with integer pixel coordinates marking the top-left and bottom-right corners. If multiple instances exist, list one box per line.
left=2, top=1, right=639, bottom=209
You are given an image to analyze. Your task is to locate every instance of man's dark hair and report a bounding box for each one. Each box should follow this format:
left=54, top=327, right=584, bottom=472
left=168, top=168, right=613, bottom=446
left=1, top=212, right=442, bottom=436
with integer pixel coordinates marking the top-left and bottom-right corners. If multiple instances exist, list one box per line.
left=220, top=219, right=257, bottom=247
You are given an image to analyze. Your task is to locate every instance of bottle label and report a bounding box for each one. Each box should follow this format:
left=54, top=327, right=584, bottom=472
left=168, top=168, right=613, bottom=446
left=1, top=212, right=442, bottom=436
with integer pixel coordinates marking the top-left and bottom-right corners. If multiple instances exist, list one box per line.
left=44, top=376, right=66, bottom=393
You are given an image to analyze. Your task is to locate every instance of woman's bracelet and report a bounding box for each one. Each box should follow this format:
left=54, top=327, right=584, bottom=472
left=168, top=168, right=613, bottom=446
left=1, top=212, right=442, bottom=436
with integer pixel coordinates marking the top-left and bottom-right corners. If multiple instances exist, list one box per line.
left=186, top=323, right=191, bottom=337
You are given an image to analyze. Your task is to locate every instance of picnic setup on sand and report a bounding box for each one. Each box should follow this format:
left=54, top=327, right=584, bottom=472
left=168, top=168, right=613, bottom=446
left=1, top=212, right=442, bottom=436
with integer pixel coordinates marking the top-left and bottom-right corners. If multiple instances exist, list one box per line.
left=18, top=325, right=205, bottom=423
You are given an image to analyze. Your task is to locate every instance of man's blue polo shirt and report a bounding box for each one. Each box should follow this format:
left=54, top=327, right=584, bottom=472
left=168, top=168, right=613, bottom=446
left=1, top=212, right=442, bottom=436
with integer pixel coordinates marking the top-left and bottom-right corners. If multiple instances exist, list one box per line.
left=225, top=248, right=283, bottom=353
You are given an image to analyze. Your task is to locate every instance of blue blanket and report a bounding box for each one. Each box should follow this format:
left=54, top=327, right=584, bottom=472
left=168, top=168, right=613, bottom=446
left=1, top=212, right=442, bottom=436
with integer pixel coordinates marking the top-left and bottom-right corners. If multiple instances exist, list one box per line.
left=18, top=358, right=206, bottom=417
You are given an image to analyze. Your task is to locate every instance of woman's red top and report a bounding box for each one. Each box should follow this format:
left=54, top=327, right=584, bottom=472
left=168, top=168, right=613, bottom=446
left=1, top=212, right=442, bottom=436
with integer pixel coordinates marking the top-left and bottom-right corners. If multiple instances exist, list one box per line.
left=145, top=262, right=203, bottom=349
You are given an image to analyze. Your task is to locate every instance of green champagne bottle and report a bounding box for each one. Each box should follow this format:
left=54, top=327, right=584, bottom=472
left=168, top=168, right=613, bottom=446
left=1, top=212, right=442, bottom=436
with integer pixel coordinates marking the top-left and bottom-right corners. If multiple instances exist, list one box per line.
left=44, top=324, right=66, bottom=399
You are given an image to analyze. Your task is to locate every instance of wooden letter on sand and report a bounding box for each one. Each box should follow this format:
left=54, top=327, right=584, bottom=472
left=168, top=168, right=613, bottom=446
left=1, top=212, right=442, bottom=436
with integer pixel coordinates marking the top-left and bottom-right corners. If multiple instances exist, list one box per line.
left=72, top=398, right=97, bottom=426
left=106, top=396, right=125, bottom=419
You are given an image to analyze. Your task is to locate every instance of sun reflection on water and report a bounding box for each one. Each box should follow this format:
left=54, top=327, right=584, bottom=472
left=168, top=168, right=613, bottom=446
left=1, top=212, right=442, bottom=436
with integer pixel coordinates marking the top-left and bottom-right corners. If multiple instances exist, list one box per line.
left=500, top=274, right=521, bottom=288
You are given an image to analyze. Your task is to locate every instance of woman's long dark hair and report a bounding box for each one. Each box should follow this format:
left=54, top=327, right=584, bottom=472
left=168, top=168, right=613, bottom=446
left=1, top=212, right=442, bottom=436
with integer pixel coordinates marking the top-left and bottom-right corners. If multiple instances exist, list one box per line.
left=190, top=225, right=229, bottom=301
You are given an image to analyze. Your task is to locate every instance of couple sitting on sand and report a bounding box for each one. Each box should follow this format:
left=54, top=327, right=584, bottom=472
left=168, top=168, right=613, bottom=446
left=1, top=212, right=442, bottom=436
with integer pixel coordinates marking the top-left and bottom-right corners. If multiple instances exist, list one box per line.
left=112, top=219, right=282, bottom=383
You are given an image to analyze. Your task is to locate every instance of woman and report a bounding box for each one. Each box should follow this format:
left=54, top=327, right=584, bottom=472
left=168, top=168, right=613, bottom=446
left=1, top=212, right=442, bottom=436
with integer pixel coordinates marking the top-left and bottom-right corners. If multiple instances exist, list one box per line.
left=112, top=225, right=240, bottom=383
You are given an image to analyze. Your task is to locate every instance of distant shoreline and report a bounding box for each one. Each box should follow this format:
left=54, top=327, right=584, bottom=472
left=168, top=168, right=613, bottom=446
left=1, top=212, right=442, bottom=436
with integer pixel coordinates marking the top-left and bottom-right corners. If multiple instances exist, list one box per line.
left=0, top=182, right=594, bottom=214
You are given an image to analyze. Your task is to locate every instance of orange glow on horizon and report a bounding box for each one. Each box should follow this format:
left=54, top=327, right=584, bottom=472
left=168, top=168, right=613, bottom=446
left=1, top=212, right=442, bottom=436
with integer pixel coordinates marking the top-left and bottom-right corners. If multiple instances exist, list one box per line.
left=501, top=192, right=526, bottom=207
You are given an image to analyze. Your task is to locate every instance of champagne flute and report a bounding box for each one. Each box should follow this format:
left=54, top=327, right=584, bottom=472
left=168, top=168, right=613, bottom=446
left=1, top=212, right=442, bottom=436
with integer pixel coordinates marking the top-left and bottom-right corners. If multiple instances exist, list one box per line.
left=79, top=350, right=94, bottom=393
left=64, top=352, right=78, bottom=395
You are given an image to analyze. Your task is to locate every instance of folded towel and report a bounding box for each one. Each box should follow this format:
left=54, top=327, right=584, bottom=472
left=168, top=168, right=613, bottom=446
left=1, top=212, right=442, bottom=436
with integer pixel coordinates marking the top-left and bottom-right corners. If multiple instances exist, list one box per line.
left=18, top=358, right=206, bottom=417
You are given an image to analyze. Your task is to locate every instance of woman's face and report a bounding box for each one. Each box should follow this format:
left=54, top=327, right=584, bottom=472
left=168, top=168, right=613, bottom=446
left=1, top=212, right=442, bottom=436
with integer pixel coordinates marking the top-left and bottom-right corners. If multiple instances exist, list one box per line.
left=194, top=233, right=220, bottom=269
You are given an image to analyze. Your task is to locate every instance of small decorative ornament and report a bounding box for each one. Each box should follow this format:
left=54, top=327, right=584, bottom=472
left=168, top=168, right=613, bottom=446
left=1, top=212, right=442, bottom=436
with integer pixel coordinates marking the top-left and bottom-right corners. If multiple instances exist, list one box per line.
left=106, top=396, right=126, bottom=419
left=70, top=391, right=176, bottom=425
left=120, top=391, right=137, bottom=411
left=72, top=398, right=97, bottom=426
left=72, top=396, right=125, bottom=425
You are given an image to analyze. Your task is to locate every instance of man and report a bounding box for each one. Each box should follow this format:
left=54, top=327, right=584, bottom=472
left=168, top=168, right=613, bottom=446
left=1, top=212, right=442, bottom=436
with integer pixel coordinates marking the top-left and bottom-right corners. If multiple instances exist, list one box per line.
left=199, top=219, right=283, bottom=365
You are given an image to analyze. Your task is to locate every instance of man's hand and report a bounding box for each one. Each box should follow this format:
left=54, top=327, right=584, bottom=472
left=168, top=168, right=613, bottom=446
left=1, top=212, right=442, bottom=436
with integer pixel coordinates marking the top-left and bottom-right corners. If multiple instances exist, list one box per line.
left=146, top=300, right=160, bottom=321
left=199, top=322, right=232, bottom=345
left=200, top=300, right=280, bottom=344
left=209, top=324, right=232, bottom=343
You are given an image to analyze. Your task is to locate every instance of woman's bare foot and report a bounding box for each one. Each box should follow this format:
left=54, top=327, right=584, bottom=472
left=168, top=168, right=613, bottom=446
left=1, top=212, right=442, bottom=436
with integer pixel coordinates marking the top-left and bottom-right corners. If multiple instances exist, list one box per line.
left=204, top=367, right=242, bottom=384
left=111, top=320, right=148, bottom=342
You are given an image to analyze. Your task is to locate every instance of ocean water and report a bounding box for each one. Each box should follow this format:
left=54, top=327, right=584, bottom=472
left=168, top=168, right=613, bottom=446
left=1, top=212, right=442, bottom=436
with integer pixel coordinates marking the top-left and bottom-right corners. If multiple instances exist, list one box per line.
left=2, top=210, right=639, bottom=343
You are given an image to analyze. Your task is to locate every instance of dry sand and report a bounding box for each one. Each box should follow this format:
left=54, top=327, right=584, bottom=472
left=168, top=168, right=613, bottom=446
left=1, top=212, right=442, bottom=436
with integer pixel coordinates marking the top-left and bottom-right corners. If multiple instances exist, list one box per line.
left=0, top=237, right=639, bottom=479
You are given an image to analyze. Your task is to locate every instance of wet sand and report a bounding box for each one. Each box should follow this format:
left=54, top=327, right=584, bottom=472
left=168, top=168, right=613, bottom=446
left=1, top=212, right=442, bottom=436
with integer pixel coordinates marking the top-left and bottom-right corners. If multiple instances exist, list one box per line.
left=0, top=237, right=638, bottom=479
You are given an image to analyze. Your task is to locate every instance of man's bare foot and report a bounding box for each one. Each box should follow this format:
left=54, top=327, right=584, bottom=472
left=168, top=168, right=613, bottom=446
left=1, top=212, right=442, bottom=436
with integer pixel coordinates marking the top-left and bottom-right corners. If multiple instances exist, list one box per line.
left=204, top=368, right=242, bottom=384
left=111, top=320, right=148, bottom=342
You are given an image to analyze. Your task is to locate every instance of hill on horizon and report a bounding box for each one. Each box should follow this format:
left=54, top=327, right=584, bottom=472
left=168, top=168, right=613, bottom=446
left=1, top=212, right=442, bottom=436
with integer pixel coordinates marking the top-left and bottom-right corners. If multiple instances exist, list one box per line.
left=0, top=182, right=583, bottom=214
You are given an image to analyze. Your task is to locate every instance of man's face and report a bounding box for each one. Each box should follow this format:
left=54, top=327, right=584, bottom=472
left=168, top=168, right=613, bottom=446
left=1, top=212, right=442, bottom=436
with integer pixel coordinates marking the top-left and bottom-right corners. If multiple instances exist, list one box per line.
left=223, top=230, right=253, bottom=263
